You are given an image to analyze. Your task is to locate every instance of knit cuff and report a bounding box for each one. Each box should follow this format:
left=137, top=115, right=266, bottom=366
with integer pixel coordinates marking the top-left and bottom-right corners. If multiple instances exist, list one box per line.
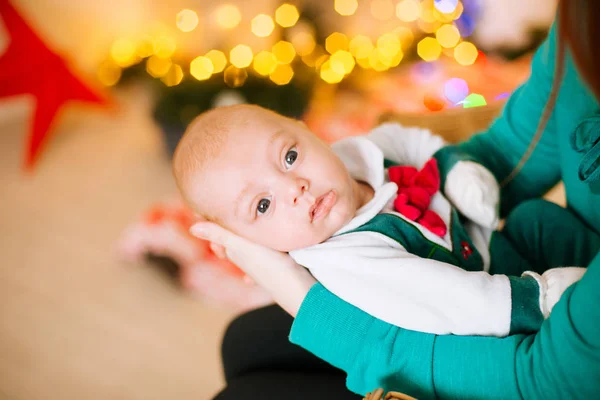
left=508, top=274, right=545, bottom=334
left=433, top=146, right=478, bottom=192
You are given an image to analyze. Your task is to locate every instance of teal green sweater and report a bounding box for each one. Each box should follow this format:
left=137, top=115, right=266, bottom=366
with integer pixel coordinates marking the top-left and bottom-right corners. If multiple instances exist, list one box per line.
left=290, top=25, right=600, bottom=399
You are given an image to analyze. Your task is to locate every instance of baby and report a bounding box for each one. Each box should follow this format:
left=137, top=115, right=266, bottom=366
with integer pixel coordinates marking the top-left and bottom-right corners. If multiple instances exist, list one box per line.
left=173, top=104, right=586, bottom=337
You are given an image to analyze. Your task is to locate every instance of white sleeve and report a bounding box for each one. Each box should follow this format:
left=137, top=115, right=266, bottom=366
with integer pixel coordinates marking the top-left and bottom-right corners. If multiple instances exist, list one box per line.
left=366, top=122, right=447, bottom=168
left=291, top=232, right=515, bottom=336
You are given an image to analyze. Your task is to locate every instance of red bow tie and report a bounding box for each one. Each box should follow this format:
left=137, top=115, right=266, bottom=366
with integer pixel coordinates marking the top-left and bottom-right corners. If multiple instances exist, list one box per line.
left=388, top=158, right=448, bottom=237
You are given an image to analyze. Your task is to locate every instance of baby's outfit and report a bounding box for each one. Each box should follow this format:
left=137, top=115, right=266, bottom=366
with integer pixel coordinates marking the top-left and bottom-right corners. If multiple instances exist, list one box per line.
left=290, top=123, right=586, bottom=336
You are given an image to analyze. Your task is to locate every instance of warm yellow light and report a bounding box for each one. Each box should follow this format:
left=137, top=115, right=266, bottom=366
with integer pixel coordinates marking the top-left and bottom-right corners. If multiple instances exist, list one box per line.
left=377, top=33, right=401, bottom=58
left=393, top=26, right=414, bottom=50
left=417, top=37, right=442, bottom=61
left=252, top=14, right=275, bottom=37
left=301, top=45, right=326, bottom=67
left=349, top=35, right=374, bottom=59
left=396, top=0, right=420, bottom=22
left=205, top=50, right=227, bottom=73
left=111, top=38, right=138, bottom=67
left=176, top=9, right=199, bottom=32
left=215, top=4, right=242, bottom=29
left=275, top=4, right=300, bottom=28
left=330, top=50, right=355, bottom=75
left=161, top=64, right=184, bottom=86
left=270, top=64, right=294, bottom=85
left=368, top=49, right=390, bottom=71
left=190, top=56, right=214, bottom=80
left=315, top=54, right=329, bottom=69
left=454, top=41, right=478, bottom=66
left=420, top=3, right=436, bottom=23
left=230, top=45, right=253, bottom=68
left=325, top=32, right=349, bottom=54
left=356, top=56, right=371, bottom=69
left=154, top=36, right=177, bottom=58
left=320, top=60, right=344, bottom=84
left=147, top=56, right=173, bottom=78
left=253, top=51, right=278, bottom=76
left=418, top=20, right=441, bottom=34
left=97, top=61, right=121, bottom=86
left=136, top=36, right=155, bottom=58
left=224, top=65, right=248, bottom=87
left=335, top=0, right=358, bottom=16
left=379, top=49, right=403, bottom=67
left=291, top=31, right=316, bottom=56
left=371, top=0, right=394, bottom=21
left=436, top=24, right=460, bottom=48
left=272, top=41, right=296, bottom=64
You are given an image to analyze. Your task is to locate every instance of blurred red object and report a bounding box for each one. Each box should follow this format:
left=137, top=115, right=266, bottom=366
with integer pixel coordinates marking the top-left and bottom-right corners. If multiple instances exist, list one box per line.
left=0, top=0, right=110, bottom=169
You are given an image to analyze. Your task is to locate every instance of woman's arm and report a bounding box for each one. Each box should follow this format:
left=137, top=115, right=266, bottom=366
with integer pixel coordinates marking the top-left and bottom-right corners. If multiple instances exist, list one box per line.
left=435, top=25, right=562, bottom=216
left=290, top=252, right=600, bottom=399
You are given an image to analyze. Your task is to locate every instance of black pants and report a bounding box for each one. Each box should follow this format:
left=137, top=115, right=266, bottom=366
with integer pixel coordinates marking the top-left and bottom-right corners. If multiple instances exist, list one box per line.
left=213, top=304, right=362, bottom=399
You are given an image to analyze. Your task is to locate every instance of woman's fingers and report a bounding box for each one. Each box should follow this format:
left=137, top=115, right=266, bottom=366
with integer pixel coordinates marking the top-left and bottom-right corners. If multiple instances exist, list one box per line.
left=209, top=242, right=227, bottom=259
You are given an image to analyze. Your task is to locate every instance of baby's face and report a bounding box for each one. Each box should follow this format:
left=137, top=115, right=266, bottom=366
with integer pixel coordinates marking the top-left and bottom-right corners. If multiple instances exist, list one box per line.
left=193, top=113, right=358, bottom=252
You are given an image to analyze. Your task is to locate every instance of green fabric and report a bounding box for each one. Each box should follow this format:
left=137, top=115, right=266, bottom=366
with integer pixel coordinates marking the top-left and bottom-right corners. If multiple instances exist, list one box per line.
left=508, top=275, right=543, bottom=334
left=291, top=23, right=600, bottom=399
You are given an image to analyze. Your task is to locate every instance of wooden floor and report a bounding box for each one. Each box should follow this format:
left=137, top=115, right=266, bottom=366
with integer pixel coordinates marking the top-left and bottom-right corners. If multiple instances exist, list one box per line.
left=0, top=86, right=236, bottom=400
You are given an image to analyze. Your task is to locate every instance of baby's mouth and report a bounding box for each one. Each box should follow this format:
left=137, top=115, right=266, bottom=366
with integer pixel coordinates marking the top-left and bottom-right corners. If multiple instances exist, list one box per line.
left=309, top=190, right=337, bottom=222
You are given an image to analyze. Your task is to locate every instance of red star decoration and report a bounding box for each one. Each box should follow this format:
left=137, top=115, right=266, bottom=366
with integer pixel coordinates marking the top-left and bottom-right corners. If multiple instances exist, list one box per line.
left=0, top=0, right=110, bottom=169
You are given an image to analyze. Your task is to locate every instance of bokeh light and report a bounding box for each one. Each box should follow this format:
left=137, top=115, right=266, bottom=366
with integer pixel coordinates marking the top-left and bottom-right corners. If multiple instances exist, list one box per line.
left=463, top=93, right=487, bottom=108
left=176, top=9, right=199, bottom=32
left=111, top=38, right=137, bottom=67
left=424, top=93, right=445, bottom=111
left=205, top=50, right=227, bottom=73
left=136, top=36, right=155, bottom=58
left=253, top=51, right=278, bottom=76
left=275, top=4, right=300, bottom=28
left=301, top=45, right=326, bottom=67
left=335, top=0, right=358, bottom=16
left=368, top=49, right=391, bottom=71
left=154, top=36, right=176, bottom=58
left=215, top=4, right=242, bottom=29
left=270, top=64, right=294, bottom=85
left=371, top=0, right=395, bottom=21
left=349, top=35, right=374, bottom=59
left=230, top=45, right=253, bottom=68
left=330, top=50, right=355, bottom=75
left=417, top=37, right=442, bottom=62
left=454, top=41, right=478, bottom=65
left=291, top=31, right=316, bottom=56
left=147, top=56, right=173, bottom=78
left=272, top=41, right=296, bottom=64
left=444, top=78, right=469, bottom=103
left=396, top=0, right=420, bottom=22
left=456, top=13, right=476, bottom=37
left=252, top=14, right=275, bottom=37
left=377, top=33, right=401, bottom=58
left=190, top=56, right=213, bottom=80
left=393, top=26, right=414, bottom=49
left=224, top=65, right=248, bottom=87
left=161, top=64, right=184, bottom=86
left=436, top=24, right=460, bottom=48
left=326, top=32, right=349, bottom=54
left=97, top=61, right=121, bottom=86
left=434, top=0, right=459, bottom=14
left=320, top=60, right=344, bottom=83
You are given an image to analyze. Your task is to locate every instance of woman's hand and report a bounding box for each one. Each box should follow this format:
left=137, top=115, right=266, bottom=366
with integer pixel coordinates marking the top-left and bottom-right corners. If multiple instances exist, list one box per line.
left=190, top=222, right=317, bottom=316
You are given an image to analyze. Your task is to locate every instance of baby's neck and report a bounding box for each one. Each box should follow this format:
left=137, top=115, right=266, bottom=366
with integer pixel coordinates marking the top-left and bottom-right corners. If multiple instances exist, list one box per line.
left=352, top=178, right=375, bottom=212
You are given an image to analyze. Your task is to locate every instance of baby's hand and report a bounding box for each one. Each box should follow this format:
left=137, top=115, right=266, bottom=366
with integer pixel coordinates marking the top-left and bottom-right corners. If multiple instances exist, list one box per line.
left=444, top=161, right=500, bottom=229
left=538, top=267, right=586, bottom=317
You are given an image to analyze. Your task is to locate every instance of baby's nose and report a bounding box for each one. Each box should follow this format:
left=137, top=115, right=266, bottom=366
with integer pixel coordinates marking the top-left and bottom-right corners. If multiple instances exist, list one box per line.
left=292, top=180, right=313, bottom=205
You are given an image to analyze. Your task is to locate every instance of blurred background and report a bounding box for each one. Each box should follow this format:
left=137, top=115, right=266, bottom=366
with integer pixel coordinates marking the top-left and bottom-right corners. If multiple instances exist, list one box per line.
left=0, top=0, right=558, bottom=398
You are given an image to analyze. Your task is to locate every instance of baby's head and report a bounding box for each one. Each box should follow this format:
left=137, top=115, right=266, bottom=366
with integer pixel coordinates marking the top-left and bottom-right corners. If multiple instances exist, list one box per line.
left=173, top=104, right=359, bottom=252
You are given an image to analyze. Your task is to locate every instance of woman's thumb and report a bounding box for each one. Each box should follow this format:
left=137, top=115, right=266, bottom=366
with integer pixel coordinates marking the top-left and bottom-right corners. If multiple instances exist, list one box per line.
left=190, top=222, right=229, bottom=246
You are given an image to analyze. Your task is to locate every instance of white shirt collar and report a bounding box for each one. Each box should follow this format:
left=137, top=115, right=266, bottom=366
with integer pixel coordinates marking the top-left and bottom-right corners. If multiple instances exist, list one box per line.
left=331, top=136, right=398, bottom=235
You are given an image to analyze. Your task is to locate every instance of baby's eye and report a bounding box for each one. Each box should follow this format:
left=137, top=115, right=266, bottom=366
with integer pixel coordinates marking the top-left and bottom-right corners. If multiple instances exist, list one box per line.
left=284, top=147, right=298, bottom=169
left=257, top=198, right=271, bottom=215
